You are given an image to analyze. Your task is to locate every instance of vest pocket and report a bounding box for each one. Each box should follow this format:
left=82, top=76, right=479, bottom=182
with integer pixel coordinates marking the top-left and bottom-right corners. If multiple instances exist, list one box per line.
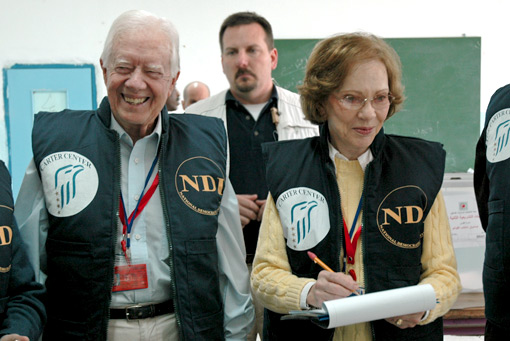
left=46, top=237, right=92, bottom=255
left=46, top=237, right=93, bottom=280
left=0, top=296, right=8, bottom=314
left=387, top=265, right=421, bottom=287
left=45, top=315, right=89, bottom=338
left=193, top=308, right=224, bottom=335
left=185, top=239, right=222, bottom=321
left=488, top=199, right=504, bottom=214
left=45, top=237, right=97, bottom=323
left=486, top=199, right=506, bottom=270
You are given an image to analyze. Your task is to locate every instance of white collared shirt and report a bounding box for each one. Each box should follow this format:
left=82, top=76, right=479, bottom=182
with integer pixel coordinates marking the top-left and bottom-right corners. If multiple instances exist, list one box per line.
left=109, top=113, right=171, bottom=306
left=327, top=142, right=374, bottom=171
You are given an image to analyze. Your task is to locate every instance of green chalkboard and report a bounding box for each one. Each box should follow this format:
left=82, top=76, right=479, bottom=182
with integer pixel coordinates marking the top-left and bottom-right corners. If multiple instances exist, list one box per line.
left=273, top=37, right=481, bottom=173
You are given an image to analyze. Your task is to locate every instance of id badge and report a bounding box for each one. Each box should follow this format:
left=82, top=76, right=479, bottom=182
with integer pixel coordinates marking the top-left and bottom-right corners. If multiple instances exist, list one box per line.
left=112, top=264, right=149, bottom=292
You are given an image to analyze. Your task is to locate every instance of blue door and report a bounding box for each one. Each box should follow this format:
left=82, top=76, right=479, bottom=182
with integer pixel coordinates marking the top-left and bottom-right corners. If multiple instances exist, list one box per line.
left=3, top=64, right=97, bottom=198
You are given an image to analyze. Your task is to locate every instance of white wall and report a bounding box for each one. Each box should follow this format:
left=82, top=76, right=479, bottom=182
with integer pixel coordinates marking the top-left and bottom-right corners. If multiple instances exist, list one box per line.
left=1, top=0, right=508, bottom=165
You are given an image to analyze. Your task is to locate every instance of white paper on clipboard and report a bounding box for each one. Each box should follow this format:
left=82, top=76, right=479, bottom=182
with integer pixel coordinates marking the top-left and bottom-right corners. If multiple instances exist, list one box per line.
left=286, top=284, right=436, bottom=329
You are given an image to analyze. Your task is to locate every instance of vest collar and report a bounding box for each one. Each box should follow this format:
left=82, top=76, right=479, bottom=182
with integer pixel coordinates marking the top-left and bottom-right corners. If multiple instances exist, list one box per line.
left=96, top=96, right=170, bottom=135
left=319, top=122, right=386, bottom=163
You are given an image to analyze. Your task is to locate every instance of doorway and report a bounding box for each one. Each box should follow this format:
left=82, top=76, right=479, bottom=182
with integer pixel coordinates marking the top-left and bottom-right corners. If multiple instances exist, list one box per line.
left=3, top=64, right=97, bottom=198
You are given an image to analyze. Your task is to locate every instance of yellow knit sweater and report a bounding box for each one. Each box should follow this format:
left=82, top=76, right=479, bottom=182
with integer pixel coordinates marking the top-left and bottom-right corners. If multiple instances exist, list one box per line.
left=251, top=158, right=461, bottom=340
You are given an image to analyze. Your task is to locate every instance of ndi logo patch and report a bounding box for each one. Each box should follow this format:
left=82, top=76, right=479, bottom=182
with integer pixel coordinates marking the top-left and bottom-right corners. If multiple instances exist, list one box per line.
left=39, top=152, right=98, bottom=217
left=175, top=156, right=225, bottom=216
left=276, top=187, right=330, bottom=250
left=376, top=185, right=427, bottom=249
left=486, top=108, right=510, bottom=163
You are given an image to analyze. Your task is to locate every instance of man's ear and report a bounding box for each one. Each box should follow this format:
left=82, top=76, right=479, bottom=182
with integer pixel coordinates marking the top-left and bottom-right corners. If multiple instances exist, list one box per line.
left=100, top=59, right=108, bottom=85
left=172, top=71, right=180, bottom=85
left=221, top=54, right=226, bottom=76
left=169, top=71, right=181, bottom=98
left=270, top=48, right=278, bottom=70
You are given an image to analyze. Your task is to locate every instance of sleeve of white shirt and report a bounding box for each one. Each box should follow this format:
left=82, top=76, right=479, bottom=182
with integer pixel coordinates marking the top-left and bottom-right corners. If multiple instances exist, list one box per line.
left=216, top=179, right=255, bottom=340
left=14, top=159, right=49, bottom=284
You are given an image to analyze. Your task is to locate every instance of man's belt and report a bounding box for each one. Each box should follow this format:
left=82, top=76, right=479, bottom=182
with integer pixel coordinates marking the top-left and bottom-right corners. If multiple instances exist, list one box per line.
left=110, top=300, right=174, bottom=320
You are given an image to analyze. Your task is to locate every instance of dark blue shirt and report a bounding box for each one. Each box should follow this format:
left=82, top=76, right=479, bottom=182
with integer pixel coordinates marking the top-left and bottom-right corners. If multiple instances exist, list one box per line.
left=225, top=87, right=278, bottom=258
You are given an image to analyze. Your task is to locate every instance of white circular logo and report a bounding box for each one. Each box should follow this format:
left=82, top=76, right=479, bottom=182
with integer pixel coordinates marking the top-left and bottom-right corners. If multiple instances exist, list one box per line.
left=276, top=187, right=330, bottom=251
left=39, top=152, right=99, bottom=217
left=486, top=108, right=510, bottom=163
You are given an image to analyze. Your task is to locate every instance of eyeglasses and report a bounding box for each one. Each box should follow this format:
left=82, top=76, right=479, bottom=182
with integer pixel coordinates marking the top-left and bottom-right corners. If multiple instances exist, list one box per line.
left=334, top=93, right=394, bottom=111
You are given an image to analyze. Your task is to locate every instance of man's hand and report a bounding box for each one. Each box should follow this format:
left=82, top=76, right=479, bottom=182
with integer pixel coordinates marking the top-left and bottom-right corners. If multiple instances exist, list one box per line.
left=0, top=334, right=29, bottom=341
left=237, top=195, right=267, bottom=227
left=255, top=199, right=266, bottom=221
left=306, top=270, right=359, bottom=308
left=237, top=194, right=260, bottom=227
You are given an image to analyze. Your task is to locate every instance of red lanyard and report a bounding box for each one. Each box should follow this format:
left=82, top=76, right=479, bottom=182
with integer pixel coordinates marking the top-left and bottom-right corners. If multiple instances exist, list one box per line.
left=343, top=195, right=363, bottom=281
left=119, top=155, right=159, bottom=263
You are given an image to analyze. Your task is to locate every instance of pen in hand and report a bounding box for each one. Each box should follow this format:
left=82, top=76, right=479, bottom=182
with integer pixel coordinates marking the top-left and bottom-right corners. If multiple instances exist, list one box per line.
left=307, top=251, right=360, bottom=296
left=307, top=251, right=334, bottom=272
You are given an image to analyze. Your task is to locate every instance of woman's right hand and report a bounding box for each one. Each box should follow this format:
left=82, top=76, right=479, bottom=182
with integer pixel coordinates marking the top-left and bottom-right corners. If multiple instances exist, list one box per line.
left=306, top=270, right=360, bottom=308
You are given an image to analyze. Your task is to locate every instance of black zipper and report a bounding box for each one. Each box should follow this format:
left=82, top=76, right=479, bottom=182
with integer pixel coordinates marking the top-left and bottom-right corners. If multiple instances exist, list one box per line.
left=158, top=134, right=184, bottom=339
left=105, top=132, right=121, bottom=339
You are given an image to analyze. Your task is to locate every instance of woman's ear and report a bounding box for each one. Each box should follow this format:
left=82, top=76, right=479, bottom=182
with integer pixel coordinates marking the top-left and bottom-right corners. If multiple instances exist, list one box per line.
left=317, top=104, right=328, bottom=122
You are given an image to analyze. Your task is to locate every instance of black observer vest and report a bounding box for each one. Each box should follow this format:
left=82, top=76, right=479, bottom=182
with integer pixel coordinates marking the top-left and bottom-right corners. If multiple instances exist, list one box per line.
left=0, top=161, right=15, bottom=295
left=261, top=125, right=445, bottom=340
left=32, top=97, right=227, bottom=340
left=474, top=84, right=510, bottom=328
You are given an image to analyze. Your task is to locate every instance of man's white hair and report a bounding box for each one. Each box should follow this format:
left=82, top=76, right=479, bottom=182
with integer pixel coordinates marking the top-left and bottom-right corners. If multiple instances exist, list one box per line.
left=100, top=10, right=180, bottom=77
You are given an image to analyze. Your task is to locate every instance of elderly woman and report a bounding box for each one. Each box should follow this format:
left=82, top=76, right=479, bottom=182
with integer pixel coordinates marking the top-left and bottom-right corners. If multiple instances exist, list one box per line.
left=251, top=33, right=461, bottom=340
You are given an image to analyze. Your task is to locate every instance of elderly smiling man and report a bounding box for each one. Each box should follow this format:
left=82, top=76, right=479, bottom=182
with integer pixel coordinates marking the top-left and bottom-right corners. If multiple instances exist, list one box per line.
left=15, top=9, right=253, bottom=341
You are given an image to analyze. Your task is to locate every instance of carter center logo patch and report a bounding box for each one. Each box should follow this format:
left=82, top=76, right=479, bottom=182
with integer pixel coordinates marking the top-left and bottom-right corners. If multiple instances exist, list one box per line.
left=486, top=108, right=510, bottom=163
left=39, top=152, right=98, bottom=217
left=276, top=187, right=330, bottom=251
